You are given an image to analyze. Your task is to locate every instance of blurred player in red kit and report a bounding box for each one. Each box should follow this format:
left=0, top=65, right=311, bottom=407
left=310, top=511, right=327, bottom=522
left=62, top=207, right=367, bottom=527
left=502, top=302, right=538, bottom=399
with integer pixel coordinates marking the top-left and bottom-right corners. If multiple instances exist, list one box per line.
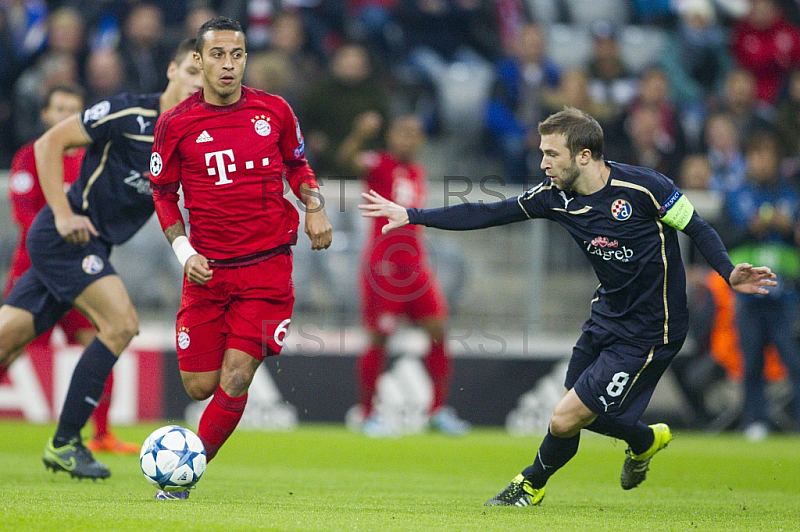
left=1, top=84, right=138, bottom=455
left=338, top=113, right=470, bottom=436
left=150, top=17, right=332, bottom=498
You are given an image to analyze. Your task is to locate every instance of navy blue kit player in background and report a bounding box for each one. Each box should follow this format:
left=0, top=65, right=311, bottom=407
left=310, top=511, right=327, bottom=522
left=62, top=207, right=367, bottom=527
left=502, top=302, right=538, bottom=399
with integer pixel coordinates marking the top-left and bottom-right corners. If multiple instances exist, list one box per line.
left=360, top=107, right=777, bottom=507
left=0, top=39, right=202, bottom=479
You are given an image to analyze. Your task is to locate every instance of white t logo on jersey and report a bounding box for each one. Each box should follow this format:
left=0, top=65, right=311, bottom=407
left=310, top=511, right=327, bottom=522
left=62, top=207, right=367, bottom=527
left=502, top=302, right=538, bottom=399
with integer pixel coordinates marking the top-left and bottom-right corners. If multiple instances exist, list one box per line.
left=205, top=149, right=236, bottom=185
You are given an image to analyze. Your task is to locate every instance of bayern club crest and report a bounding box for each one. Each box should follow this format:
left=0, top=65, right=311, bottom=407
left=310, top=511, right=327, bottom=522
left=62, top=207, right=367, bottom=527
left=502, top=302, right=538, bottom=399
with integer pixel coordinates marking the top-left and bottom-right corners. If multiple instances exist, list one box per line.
left=251, top=114, right=271, bottom=136
left=255, top=119, right=270, bottom=136
left=177, top=326, right=191, bottom=350
left=611, top=199, right=632, bottom=220
left=81, top=255, right=104, bottom=275
left=178, top=331, right=190, bottom=350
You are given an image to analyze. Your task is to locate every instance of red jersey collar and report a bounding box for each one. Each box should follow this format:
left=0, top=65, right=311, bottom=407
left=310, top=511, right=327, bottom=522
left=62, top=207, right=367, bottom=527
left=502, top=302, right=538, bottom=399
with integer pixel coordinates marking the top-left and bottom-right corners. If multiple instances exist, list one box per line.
left=198, top=86, right=249, bottom=112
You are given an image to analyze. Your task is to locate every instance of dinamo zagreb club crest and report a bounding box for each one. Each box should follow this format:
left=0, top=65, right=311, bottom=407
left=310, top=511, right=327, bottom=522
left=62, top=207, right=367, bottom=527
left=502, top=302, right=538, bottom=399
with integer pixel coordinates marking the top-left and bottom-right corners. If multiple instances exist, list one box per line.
left=82, top=255, right=104, bottom=275
left=611, top=199, right=632, bottom=220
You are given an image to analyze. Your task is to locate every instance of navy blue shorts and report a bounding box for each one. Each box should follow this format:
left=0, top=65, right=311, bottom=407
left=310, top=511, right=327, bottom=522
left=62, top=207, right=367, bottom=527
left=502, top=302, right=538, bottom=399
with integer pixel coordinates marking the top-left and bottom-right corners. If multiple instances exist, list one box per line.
left=3, top=207, right=114, bottom=334
left=565, top=320, right=684, bottom=426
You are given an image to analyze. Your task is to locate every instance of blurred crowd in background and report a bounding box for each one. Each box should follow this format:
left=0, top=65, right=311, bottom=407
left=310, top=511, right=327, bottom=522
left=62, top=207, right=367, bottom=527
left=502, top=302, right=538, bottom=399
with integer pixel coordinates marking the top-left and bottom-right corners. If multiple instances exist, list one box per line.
left=0, top=0, right=800, bottom=185
left=3, top=0, right=800, bottom=187
left=2, top=0, right=800, bottom=435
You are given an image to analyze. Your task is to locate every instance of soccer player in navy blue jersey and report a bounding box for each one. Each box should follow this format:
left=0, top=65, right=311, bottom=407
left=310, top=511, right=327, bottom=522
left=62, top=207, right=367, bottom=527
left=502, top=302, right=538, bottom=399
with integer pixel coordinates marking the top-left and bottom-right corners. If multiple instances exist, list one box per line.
left=360, top=107, right=777, bottom=506
left=0, top=39, right=202, bottom=480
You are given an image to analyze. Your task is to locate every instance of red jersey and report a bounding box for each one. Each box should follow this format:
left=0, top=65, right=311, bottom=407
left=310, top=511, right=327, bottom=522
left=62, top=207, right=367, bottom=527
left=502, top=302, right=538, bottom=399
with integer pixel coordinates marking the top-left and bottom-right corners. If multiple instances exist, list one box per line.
left=363, top=151, right=427, bottom=268
left=150, top=87, right=317, bottom=259
left=5, top=141, right=84, bottom=290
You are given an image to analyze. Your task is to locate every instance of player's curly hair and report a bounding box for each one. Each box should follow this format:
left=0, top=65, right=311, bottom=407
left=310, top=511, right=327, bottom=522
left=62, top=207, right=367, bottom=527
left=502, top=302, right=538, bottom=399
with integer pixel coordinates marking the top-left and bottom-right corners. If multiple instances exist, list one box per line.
left=196, top=16, right=245, bottom=55
left=538, top=106, right=604, bottom=160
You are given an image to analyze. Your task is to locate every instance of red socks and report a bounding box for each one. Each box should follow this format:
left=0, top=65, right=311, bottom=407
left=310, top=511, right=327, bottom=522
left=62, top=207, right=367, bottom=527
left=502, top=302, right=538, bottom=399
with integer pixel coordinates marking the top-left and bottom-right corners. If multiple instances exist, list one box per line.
left=426, top=340, right=451, bottom=413
left=359, top=342, right=451, bottom=415
left=198, top=386, right=247, bottom=462
left=92, top=373, right=113, bottom=437
left=358, top=346, right=385, bottom=418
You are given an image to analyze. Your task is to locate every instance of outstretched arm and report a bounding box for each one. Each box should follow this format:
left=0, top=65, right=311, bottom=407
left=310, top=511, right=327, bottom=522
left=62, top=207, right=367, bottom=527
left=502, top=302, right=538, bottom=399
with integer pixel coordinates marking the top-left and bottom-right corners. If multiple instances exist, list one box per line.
left=359, top=190, right=528, bottom=233
left=729, top=263, right=777, bottom=295
left=358, top=190, right=410, bottom=232
left=682, top=212, right=776, bottom=294
left=682, top=213, right=735, bottom=281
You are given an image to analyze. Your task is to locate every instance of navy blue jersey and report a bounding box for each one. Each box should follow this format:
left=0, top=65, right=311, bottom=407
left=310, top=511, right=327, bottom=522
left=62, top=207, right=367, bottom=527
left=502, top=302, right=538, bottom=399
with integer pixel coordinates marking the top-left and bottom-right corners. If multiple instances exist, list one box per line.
left=518, top=162, right=693, bottom=346
left=67, top=93, right=160, bottom=245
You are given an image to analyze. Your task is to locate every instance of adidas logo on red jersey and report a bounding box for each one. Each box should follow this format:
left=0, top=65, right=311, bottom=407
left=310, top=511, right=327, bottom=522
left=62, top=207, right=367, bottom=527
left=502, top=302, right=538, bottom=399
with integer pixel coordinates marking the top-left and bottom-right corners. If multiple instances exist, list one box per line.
left=196, top=130, right=214, bottom=143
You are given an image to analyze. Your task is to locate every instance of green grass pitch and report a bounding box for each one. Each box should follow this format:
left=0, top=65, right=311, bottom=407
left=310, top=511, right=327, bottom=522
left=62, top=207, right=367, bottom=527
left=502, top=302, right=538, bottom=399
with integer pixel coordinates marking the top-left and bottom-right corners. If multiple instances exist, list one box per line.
left=1, top=421, right=798, bottom=531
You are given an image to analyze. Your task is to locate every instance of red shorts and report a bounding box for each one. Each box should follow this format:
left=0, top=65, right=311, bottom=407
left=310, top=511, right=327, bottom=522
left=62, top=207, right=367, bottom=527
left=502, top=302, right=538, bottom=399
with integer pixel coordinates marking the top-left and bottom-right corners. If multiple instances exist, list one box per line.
left=360, top=261, right=448, bottom=334
left=176, top=251, right=294, bottom=372
left=29, top=309, right=94, bottom=349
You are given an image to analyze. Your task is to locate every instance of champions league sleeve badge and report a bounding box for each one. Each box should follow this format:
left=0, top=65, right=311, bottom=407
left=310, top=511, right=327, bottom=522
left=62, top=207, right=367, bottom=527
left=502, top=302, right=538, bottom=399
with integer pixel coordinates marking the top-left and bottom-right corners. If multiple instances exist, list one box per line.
left=293, top=115, right=305, bottom=159
left=83, top=100, right=110, bottom=123
left=150, top=152, right=163, bottom=177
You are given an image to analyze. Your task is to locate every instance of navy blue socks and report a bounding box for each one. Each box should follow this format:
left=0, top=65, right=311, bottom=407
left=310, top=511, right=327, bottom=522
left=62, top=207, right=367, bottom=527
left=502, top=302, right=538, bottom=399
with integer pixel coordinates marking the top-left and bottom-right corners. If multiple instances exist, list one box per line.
left=54, top=339, right=118, bottom=444
left=585, top=416, right=654, bottom=455
left=522, top=429, right=581, bottom=489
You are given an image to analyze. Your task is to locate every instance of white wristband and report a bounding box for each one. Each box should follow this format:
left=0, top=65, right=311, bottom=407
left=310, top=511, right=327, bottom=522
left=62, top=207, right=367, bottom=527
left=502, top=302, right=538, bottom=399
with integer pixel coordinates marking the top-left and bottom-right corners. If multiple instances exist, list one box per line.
left=171, top=236, right=197, bottom=267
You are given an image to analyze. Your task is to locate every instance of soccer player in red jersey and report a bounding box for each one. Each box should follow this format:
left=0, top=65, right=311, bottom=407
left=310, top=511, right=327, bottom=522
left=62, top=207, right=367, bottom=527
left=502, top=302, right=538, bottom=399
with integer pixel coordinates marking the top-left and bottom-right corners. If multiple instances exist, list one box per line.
left=338, top=114, right=470, bottom=436
left=1, top=85, right=138, bottom=455
left=150, top=17, right=332, bottom=495
left=0, top=39, right=201, bottom=481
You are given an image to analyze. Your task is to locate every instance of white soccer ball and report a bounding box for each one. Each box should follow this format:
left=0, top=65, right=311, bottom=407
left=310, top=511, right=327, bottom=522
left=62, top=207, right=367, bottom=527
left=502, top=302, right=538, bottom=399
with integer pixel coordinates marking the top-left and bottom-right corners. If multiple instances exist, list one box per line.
left=140, top=425, right=206, bottom=492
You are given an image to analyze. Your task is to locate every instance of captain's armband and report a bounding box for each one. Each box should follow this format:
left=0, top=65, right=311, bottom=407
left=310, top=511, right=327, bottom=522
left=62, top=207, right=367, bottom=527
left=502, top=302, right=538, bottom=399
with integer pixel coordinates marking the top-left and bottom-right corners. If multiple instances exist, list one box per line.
left=658, top=191, right=694, bottom=230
